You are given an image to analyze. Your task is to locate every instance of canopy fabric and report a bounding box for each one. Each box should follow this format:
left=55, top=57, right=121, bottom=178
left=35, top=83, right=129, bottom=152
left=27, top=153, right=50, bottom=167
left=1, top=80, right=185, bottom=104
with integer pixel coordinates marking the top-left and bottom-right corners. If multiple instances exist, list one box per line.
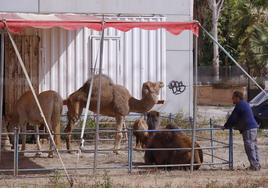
left=0, top=13, right=199, bottom=36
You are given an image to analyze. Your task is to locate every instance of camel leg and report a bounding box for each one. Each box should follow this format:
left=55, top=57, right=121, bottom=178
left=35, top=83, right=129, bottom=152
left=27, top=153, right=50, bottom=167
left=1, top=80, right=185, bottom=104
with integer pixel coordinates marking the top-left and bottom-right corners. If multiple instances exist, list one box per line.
left=52, top=121, right=61, bottom=149
left=113, top=116, right=123, bottom=154
left=122, top=119, right=128, bottom=141
left=47, top=121, right=54, bottom=158
left=135, top=138, right=142, bottom=150
left=35, top=125, right=42, bottom=157
left=64, top=122, right=73, bottom=153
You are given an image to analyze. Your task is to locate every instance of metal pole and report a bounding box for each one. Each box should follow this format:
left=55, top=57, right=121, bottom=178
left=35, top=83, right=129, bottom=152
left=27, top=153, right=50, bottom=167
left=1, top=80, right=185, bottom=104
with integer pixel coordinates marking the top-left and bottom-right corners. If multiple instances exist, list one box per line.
left=190, top=34, right=198, bottom=172
left=199, top=24, right=266, bottom=95
left=127, top=128, right=131, bottom=173
left=228, top=128, right=233, bottom=169
left=168, top=113, right=172, bottom=123
left=0, top=33, right=4, bottom=161
left=209, top=118, right=214, bottom=163
left=129, top=128, right=133, bottom=173
left=93, top=18, right=105, bottom=173
left=13, top=127, right=18, bottom=176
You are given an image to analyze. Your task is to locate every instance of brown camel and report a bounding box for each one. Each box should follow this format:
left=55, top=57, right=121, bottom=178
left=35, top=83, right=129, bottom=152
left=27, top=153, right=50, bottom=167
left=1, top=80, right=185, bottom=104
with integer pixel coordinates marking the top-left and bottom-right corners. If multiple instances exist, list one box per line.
left=133, top=117, right=148, bottom=149
left=145, top=124, right=203, bottom=170
left=64, top=74, right=164, bottom=153
left=133, top=111, right=161, bottom=149
left=5, top=90, right=63, bottom=157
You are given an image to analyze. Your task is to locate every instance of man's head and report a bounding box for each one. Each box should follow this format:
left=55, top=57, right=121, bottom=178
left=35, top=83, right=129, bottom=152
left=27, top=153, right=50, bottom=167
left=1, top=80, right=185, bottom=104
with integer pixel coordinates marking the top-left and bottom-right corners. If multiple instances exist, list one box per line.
left=232, top=91, right=244, bottom=104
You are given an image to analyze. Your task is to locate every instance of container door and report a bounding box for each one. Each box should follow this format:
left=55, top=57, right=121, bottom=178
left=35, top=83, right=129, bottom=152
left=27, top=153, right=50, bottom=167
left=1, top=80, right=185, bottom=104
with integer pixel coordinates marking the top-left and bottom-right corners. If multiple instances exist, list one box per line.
left=4, top=35, right=40, bottom=115
left=91, top=36, right=122, bottom=85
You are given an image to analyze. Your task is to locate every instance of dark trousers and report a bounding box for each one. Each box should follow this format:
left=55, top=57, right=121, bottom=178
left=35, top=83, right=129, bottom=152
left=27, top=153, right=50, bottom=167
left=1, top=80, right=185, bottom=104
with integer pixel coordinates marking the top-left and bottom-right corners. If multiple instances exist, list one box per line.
left=242, top=128, right=261, bottom=170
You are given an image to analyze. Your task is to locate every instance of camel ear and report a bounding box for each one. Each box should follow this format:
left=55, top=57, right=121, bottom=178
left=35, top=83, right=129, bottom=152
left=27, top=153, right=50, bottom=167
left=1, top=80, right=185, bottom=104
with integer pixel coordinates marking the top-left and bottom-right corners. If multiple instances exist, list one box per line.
left=142, top=82, right=151, bottom=95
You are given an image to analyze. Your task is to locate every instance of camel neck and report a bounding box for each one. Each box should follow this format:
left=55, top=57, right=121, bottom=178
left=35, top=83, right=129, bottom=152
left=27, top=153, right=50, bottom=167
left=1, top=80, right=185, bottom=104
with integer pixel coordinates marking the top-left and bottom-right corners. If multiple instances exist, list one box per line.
left=129, top=97, right=155, bottom=113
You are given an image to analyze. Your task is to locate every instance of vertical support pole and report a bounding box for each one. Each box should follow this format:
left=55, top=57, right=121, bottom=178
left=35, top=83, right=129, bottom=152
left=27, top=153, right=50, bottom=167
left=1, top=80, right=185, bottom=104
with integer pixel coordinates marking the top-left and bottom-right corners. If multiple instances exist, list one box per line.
left=94, top=18, right=105, bottom=173
left=209, top=118, right=214, bottom=163
left=168, top=113, right=172, bottom=123
left=228, top=128, right=233, bottom=169
left=13, top=127, right=18, bottom=176
left=0, top=33, right=4, bottom=161
left=128, top=128, right=133, bottom=173
left=190, top=34, right=198, bottom=172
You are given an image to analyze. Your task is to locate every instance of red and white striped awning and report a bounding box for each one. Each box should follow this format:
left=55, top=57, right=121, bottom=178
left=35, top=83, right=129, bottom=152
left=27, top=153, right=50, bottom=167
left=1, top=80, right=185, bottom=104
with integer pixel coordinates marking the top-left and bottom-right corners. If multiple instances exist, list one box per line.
left=0, top=13, right=199, bottom=36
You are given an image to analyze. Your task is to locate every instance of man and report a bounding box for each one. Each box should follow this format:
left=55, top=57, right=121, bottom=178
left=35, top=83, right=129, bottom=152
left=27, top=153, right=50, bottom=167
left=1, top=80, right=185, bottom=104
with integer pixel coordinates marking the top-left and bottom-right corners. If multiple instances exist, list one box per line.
left=224, top=91, right=261, bottom=171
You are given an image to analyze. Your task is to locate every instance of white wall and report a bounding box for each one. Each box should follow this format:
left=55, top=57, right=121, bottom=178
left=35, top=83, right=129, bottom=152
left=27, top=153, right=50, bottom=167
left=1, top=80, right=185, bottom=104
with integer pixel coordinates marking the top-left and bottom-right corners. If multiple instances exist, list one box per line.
left=0, top=0, right=194, bottom=116
left=0, top=0, right=191, bottom=15
left=39, top=17, right=166, bottom=102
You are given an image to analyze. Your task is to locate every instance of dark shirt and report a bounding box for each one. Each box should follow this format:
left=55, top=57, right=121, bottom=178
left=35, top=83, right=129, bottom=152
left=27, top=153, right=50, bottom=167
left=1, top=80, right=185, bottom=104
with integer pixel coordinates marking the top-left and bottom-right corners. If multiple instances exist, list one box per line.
left=224, top=100, right=258, bottom=131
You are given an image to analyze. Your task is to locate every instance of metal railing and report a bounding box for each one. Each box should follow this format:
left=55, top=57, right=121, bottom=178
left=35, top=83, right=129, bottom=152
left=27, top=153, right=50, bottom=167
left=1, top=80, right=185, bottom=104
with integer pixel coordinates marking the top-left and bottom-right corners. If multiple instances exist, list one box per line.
left=0, top=116, right=233, bottom=176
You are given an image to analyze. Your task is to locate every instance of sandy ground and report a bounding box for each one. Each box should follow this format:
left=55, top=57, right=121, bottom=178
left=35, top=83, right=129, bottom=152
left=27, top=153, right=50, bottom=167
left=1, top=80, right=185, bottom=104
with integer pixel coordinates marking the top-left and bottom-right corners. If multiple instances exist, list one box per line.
left=1, top=106, right=268, bottom=187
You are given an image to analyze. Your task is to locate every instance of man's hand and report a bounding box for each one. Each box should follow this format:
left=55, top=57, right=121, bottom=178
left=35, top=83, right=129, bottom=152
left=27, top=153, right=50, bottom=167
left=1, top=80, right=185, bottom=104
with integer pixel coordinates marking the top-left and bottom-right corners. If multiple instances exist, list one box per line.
left=213, top=125, right=225, bottom=130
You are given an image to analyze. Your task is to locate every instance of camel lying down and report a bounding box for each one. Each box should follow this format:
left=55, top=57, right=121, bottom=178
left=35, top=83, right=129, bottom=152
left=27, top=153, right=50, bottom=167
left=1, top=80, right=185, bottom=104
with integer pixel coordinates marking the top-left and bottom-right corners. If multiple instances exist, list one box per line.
left=133, top=111, right=203, bottom=170
left=145, top=124, right=203, bottom=170
left=5, top=90, right=63, bottom=157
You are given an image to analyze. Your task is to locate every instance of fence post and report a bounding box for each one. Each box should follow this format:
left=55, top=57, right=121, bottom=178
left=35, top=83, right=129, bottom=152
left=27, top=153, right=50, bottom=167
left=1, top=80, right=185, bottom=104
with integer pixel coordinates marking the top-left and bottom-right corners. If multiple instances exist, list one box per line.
left=168, top=113, right=172, bottom=123
left=128, top=128, right=133, bottom=173
left=13, top=127, right=19, bottom=176
left=228, top=128, right=233, bottom=170
left=209, top=118, right=214, bottom=163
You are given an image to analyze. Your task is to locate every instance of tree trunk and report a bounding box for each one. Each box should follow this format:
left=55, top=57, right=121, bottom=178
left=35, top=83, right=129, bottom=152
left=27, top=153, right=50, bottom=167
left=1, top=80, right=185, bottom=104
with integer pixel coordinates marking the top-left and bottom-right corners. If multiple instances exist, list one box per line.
left=211, top=0, right=220, bottom=82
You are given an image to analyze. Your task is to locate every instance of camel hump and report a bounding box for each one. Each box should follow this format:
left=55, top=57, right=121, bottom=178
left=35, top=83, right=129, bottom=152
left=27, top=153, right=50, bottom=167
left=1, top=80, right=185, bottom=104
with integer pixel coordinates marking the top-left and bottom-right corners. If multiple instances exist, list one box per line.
left=81, top=74, right=114, bottom=93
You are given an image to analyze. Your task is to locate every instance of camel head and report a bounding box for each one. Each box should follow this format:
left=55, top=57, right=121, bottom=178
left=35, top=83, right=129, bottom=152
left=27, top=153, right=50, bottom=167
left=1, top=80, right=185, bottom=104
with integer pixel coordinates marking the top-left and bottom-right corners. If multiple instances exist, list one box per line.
left=64, top=91, right=88, bottom=132
left=142, top=81, right=164, bottom=103
left=147, top=111, right=161, bottom=131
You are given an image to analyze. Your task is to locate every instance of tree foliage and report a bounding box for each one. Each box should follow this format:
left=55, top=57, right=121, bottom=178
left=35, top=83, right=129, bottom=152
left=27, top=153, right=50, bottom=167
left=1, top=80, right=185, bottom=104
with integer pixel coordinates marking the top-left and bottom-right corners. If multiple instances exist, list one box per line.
left=195, top=0, right=268, bottom=79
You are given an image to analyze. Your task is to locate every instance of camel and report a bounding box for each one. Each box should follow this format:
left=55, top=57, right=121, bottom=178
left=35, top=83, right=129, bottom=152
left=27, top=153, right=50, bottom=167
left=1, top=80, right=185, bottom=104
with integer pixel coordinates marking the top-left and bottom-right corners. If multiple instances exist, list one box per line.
left=5, top=90, right=63, bottom=157
left=145, top=124, right=203, bottom=170
left=133, top=111, right=161, bottom=149
left=133, top=118, right=148, bottom=149
left=64, top=74, right=164, bottom=153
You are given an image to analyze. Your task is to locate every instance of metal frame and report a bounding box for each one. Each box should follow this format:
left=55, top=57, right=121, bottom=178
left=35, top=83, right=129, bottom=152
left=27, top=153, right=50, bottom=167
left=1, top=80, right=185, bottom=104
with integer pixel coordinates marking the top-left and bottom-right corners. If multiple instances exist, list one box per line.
left=0, top=32, right=4, bottom=161
left=3, top=18, right=260, bottom=179
left=0, top=115, right=233, bottom=175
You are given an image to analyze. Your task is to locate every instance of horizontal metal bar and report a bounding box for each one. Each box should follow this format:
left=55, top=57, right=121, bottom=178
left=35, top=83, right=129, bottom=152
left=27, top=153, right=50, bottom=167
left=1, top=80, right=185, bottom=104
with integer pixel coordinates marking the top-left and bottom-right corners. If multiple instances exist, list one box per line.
left=0, top=161, right=230, bottom=173
left=195, top=136, right=229, bottom=146
left=136, top=146, right=229, bottom=151
left=133, top=127, right=222, bottom=133
left=133, top=162, right=230, bottom=168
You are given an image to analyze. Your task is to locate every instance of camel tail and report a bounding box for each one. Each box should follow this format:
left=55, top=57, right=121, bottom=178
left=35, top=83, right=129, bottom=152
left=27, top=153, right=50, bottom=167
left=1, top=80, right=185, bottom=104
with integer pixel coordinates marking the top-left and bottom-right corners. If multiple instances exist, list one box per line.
left=63, top=99, right=68, bottom=106
left=51, top=93, right=63, bottom=148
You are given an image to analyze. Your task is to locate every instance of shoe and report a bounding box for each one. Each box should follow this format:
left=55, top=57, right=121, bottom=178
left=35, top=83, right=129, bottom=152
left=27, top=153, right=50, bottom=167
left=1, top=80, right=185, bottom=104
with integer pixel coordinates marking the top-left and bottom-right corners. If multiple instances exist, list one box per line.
left=245, top=166, right=261, bottom=171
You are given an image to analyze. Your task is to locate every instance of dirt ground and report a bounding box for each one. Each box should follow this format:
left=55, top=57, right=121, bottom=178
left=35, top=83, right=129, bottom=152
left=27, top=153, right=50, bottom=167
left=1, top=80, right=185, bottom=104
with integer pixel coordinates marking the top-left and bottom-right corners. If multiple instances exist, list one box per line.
left=1, top=106, right=268, bottom=188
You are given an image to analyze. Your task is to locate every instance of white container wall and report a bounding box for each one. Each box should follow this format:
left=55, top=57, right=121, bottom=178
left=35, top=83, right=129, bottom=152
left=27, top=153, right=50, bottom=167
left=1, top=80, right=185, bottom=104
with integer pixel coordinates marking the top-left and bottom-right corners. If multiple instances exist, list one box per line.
left=39, top=16, right=166, bottom=102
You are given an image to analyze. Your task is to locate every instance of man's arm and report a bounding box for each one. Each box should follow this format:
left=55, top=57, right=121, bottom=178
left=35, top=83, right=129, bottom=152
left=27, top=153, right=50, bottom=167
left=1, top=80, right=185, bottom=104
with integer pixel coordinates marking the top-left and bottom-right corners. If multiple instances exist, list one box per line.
left=224, top=105, right=240, bottom=129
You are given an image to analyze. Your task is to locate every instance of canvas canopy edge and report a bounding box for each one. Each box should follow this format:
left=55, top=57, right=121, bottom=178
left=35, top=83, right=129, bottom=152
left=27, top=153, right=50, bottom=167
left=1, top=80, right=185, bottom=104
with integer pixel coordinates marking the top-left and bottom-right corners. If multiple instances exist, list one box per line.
left=0, top=12, right=199, bottom=36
